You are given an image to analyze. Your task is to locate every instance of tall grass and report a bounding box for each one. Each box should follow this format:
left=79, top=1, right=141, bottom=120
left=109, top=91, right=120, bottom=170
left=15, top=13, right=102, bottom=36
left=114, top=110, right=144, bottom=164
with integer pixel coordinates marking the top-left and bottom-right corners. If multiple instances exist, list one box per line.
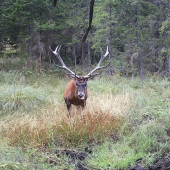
left=0, top=92, right=131, bottom=147
left=0, top=70, right=170, bottom=169
left=0, top=84, right=50, bottom=115
left=86, top=77, right=170, bottom=169
left=0, top=71, right=133, bottom=147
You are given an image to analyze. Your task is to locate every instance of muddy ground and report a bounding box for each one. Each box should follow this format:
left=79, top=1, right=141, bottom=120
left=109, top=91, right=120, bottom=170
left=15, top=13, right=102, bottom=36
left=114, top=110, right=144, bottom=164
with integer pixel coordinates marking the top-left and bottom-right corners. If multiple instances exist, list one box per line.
left=46, top=146, right=170, bottom=170
left=130, top=154, right=170, bottom=170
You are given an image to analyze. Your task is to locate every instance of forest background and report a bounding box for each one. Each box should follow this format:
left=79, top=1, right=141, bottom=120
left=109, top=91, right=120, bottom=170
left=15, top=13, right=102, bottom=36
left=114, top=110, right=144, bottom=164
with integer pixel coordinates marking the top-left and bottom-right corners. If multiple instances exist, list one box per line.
left=0, top=0, right=170, bottom=79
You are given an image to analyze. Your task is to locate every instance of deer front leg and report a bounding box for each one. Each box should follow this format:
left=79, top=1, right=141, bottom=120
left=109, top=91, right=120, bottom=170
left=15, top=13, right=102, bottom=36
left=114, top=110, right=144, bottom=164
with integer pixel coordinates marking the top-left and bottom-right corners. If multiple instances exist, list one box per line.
left=65, top=99, right=71, bottom=115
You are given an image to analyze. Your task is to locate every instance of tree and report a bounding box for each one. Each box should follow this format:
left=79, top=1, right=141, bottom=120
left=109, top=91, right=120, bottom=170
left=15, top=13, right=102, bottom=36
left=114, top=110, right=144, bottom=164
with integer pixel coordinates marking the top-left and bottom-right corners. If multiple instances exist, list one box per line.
left=134, top=1, right=144, bottom=80
left=1, top=0, right=170, bottom=79
left=54, top=0, right=95, bottom=46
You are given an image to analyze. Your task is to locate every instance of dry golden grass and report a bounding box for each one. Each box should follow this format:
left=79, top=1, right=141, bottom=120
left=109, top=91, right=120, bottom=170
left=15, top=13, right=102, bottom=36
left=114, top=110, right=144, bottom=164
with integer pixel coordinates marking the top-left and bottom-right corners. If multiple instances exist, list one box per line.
left=0, top=92, right=133, bottom=148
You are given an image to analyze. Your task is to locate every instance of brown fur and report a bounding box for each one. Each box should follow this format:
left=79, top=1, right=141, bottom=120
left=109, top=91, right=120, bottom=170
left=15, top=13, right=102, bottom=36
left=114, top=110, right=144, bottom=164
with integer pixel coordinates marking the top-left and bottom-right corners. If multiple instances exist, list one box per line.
left=64, top=78, right=88, bottom=115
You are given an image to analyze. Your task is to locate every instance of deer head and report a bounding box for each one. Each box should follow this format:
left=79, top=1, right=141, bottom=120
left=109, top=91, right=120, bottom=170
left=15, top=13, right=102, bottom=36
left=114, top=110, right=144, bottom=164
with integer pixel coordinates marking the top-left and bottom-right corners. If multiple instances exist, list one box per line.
left=49, top=45, right=109, bottom=114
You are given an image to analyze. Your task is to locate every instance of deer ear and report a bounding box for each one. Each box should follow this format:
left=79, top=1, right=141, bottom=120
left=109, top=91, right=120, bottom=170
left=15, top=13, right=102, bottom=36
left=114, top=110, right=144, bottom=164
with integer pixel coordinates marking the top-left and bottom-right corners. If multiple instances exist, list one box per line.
left=84, top=78, right=89, bottom=82
left=75, top=77, right=81, bottom=81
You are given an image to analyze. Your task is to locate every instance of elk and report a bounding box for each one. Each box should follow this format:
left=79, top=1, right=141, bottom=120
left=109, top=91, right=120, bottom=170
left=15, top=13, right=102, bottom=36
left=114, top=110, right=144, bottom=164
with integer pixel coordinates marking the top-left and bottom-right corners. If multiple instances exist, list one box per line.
left=50, top=45, right=109, bottom=115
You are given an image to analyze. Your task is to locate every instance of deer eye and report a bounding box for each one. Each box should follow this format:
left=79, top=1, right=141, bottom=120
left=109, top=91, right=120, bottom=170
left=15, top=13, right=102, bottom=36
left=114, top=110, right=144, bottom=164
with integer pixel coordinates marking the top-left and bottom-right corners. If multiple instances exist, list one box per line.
left=75, top=82, right=79, bottom=86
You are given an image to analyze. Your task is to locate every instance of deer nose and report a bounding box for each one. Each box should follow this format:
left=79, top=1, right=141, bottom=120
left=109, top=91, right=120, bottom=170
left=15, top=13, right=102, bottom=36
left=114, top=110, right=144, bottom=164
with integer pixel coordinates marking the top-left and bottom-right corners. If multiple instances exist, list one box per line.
left=78, top=94, right=84, bottom=99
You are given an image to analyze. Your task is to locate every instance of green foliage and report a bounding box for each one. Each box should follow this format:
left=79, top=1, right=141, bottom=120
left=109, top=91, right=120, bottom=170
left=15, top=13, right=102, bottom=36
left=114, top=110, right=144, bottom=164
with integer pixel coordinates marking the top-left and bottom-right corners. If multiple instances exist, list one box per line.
left=0, top=70, right=61, bottom=116
left=160, top=18, right=170, bottom=36
left=1, top=0, right=170, bottom=77
left=0, top=145, right=29, bottom=170
left=0, top=84, right=50, bottom=115
left=0, top=71, right=169, bottom=169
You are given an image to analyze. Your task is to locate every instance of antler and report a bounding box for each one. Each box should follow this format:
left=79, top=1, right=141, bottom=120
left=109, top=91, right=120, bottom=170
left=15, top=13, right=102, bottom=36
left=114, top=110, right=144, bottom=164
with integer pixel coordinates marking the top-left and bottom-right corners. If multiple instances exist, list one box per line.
left=84, top=46, right=109, bottom=78
left=50, top=45, right=79, bottom=78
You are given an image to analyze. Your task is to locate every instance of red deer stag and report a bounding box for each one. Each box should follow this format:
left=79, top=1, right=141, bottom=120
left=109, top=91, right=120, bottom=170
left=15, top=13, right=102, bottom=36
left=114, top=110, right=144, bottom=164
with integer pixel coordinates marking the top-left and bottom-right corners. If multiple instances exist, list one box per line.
left=50, top=45, right=109, bottom=115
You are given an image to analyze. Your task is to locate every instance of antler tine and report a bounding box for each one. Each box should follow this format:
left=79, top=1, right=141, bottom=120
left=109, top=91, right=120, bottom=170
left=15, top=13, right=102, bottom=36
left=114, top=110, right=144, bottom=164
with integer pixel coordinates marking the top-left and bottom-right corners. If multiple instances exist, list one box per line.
left=54, top=45, right=61, bottom=54
left=104, top=45, right=109, bottom=57
left=97, top=46, right=108, bottom=66
left=84, top=46, right=110, bottom=78
left=50, top=45, right=79, bottom=78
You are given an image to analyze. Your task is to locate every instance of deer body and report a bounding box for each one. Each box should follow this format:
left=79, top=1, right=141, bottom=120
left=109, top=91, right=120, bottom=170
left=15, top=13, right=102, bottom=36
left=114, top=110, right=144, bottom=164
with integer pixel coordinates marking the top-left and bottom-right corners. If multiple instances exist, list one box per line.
left=64, top=78, right=88, bottom=114
left=50, top=45, right=109, bottom=115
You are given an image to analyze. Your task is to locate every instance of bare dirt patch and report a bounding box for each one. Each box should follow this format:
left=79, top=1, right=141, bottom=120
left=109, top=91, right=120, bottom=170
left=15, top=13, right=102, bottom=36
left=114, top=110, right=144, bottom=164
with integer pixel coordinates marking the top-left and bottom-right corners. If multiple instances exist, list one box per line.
left=130, top=154, right=170, bottom=170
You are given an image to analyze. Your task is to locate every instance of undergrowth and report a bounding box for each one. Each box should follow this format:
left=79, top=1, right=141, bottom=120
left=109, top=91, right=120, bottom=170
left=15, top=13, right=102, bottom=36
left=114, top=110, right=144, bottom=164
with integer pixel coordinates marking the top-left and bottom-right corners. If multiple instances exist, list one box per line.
left=0, top=92, right=130, bottom=147
left=0, top=70, right=170, bottom=169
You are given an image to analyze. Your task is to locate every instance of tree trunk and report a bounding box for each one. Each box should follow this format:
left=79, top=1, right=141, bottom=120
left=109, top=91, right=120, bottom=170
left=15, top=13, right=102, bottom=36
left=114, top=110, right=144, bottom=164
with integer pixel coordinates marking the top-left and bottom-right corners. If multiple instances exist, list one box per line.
left=81, top=0, right=95, bottom=44
left=81, top=44, right=84, bottom=69
left=48, top=30, right=54, bottom=70
left=87, top=41, right=91, bottom=72
left=135, top=2, right=144, bottom=80
left=40, top=53, right=43, bottom=72
left=163, top=55, right=169, bottom=77
left=108, top=5, right=112, bottom=76
left=72, top=44, right=77, bottom=66
left=162, top=2, right=170, bottom=78
left=39, top=31, right=43, bottom=72
left=28, top=26, right=33, bottom=69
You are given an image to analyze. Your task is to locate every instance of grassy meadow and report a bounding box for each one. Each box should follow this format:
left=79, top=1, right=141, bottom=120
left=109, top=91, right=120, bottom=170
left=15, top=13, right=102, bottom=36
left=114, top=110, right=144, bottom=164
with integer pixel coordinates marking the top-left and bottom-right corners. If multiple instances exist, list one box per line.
left=0, top=69, right=170, bottom=169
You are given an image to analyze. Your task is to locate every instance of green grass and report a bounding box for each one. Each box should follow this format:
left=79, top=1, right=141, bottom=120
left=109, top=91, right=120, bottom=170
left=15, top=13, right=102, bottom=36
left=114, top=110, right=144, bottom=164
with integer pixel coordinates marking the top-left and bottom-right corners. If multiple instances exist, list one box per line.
left=86, top=77, right=170, bottom=169
left=0, top=142, right=74, bottom=170
left=0, top=84, right=50, bottom=115
left=0, top=70, right=170, bottom=169
left=86, top=141, right=147, bottom=169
